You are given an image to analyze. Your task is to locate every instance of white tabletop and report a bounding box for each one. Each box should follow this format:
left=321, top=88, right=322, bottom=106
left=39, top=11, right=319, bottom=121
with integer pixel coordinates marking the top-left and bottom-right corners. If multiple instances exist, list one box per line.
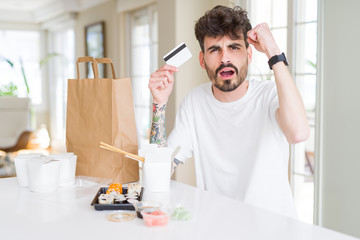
left=0, top=177, right=357, bottom=240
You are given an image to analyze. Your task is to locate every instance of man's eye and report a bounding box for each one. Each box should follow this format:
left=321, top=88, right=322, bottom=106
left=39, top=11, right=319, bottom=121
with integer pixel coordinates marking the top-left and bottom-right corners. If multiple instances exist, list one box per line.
left=210, top=48, right=219, bottom=53
left=230, top=46, right=239, bottom=50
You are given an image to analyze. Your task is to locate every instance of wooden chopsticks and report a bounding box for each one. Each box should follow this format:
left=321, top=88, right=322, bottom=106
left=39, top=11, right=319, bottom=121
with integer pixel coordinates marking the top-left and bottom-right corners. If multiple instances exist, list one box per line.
left=99, top=141, right=145, bottom=163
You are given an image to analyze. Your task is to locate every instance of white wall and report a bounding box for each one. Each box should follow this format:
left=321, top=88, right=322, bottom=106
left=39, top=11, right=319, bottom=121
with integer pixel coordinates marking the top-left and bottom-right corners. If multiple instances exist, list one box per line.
left=171, top=0, right=213, bottom=186
left=320, top=0, right=360, bottom=238
left=75, top=0, right=119, bottom=76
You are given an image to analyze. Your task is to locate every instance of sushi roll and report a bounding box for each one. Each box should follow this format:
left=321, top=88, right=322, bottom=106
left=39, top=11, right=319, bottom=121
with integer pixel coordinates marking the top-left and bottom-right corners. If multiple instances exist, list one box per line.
left=127, top=183, right=141, bottom=195
left=106, top=183, right=123, bottom=194
left=98, top=194, right=114, bottom=204
left=114, top=195, right=127, bottom=204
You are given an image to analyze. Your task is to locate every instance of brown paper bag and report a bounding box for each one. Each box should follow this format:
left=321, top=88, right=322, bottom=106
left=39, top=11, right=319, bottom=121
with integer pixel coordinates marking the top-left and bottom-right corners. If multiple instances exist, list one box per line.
left=66, top=57, right=139, bottom=183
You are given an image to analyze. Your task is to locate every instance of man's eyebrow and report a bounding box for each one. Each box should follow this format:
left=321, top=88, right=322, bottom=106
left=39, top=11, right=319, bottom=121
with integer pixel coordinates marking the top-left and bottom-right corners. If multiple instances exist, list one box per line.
left=206, top=45, right=220, bottom=52
left=228, top=43, right=242, bottom=48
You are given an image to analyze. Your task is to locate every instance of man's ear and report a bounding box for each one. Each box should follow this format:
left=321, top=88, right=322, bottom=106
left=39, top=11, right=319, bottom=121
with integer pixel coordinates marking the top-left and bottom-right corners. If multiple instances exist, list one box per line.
left=247, top=45, right=253, bottom=64
left=199, top=51, right=205, bottom=69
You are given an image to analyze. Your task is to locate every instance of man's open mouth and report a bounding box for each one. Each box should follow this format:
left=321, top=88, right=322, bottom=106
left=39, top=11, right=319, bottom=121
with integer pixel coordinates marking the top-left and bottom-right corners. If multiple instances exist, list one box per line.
left=219, top=68, right=235, bottom=78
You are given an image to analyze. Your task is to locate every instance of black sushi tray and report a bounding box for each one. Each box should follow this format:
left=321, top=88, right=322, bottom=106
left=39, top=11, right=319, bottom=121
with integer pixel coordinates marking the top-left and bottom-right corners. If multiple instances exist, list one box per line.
left=91, top=187, right=144, bottom=211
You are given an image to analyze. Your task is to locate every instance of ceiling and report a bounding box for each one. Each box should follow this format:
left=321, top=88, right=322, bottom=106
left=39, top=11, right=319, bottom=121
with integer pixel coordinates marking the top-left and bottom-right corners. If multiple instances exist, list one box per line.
left=0, top=0, right=55, bottom=11
left=0, top=0, right=109, bottom=23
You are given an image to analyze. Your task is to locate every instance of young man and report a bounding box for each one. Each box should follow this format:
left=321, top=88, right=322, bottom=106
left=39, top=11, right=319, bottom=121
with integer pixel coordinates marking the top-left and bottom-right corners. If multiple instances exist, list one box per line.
left=148, top=5, right=309, bottom=218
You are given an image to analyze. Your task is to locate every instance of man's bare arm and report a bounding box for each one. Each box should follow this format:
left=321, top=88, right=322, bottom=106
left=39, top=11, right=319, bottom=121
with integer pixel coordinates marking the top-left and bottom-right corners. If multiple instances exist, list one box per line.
left=247, top=23, right=310, bottom=144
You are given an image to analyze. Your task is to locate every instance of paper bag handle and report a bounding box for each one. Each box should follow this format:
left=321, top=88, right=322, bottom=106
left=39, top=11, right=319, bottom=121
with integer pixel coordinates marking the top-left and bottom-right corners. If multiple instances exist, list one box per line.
left=95, top=58, right=116, bottom=78
left=76, top=56, right=99, bottom=80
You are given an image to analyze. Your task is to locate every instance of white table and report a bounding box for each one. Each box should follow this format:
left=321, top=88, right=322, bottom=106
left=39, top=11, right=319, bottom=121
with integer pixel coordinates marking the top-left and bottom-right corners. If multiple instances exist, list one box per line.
left=0, top=177, right=357, bottom=240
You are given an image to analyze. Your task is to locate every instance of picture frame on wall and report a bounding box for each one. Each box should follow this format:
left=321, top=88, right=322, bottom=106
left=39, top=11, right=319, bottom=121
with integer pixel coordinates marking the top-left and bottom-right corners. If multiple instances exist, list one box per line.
left=85, top=21, right=106, bottom=78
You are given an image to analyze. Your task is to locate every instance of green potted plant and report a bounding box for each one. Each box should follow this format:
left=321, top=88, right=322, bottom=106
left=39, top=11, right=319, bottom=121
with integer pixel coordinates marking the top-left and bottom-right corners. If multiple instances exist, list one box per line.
left=0, top=54, right=61, bottom=128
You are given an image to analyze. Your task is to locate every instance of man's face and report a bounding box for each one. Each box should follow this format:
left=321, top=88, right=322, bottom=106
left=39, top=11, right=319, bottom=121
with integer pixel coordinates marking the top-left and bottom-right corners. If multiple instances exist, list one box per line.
left=199, top=35, right=252, bottom=92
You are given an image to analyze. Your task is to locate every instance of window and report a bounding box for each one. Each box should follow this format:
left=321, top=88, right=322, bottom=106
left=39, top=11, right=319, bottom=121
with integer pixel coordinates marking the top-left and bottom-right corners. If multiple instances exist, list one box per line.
left=128, top=5, right=158, bottom=144
left=292, top=0, right=318, bottom=224
left=248, top=0, right=288, bottom=81
left=248, top=0, right=318, bottom=224
left=0, top=30, right=42, bottom=106
left=48, top=28, right=75, bottom=152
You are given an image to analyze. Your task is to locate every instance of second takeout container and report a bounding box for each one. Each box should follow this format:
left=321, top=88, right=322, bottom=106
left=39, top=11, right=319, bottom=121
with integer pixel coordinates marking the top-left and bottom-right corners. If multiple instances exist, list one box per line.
left=49, top=153, right=77, bottom=186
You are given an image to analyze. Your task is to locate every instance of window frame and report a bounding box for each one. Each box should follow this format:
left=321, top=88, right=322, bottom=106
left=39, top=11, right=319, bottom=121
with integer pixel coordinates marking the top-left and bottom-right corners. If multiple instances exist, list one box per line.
left=126, top=4, right=158, bottom=143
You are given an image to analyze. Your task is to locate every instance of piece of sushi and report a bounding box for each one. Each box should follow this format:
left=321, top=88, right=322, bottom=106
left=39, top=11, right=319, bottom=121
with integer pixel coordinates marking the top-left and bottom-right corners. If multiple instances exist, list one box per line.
left=114, top=195, right=127, bottom=204
left=127, top=183, right=141, bottom=195
left=106, top=183, right=123, bottom=194
left=98, top=194, right=114, bottom=204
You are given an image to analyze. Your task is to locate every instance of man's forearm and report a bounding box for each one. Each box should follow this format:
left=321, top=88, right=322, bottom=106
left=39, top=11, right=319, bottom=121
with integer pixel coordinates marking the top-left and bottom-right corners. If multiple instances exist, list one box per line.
left=150, top=103, right=167, bottom=147
left=273, top=63, right=310, bottom=143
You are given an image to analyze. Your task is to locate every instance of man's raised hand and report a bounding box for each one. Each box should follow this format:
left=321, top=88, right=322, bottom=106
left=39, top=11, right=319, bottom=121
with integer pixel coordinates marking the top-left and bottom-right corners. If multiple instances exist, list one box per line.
left=247, top=23, right=281, bottom=59
left=148, top=65, right=179, bottom=105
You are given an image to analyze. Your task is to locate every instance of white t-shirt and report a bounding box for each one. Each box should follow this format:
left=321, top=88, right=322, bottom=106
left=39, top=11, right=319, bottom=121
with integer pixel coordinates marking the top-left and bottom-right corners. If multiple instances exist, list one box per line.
left=168, top=79, right=298, bottom=219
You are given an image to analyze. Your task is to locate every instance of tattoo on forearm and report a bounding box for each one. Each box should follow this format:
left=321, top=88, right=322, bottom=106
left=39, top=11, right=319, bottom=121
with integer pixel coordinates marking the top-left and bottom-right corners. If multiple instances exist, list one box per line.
left=150, top=103, right=167, bottom=147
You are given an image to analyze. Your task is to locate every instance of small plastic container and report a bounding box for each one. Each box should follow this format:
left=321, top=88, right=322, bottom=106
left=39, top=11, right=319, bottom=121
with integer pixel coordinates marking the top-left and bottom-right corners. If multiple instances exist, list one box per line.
left=141, top=208, right=170, bottom=227
left=133, top=201, right=162, bottom=219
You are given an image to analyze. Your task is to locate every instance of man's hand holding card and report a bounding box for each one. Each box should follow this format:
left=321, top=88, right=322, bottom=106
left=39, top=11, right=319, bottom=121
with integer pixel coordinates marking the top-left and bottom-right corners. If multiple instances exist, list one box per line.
left=148, top=43, right=192, bottom=105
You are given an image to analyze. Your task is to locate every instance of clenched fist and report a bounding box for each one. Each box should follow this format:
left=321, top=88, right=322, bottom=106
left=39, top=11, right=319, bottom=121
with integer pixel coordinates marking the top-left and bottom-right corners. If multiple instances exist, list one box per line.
left=247, top=23, right=281, bottom=59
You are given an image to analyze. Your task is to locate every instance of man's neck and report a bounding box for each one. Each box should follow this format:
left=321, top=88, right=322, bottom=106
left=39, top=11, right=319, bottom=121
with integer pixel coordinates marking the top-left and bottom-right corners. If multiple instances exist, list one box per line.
left=212, top=80, right=249, bottom=103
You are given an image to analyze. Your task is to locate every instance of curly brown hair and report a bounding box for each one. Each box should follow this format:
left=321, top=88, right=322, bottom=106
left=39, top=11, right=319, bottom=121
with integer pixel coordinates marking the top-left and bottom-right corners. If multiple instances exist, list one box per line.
left=194, top=5, right=252, bottom=52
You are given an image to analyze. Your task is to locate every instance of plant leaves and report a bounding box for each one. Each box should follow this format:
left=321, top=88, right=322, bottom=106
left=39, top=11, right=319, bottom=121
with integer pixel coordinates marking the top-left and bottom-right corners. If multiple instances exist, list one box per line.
left=39, top=52, right=61, bottom=67
left=306, top=59, right=316, bottom=69
left=0, top=82, right=18, bottom=96
left=19, top=57, right=30, bottom=95
left=0, top=56, right=14, bottom=68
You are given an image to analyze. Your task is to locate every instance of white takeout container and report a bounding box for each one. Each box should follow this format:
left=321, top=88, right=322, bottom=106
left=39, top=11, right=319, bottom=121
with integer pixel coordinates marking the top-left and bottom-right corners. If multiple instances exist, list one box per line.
left=49, top=153, right=77, bottom=187
left=14, top=153, right=43, bottom=187
left=27, top=156, right=61, bottom=193
left=15, top=153, right=77, bottom=190
left=141, top=145, right=172, bottom=192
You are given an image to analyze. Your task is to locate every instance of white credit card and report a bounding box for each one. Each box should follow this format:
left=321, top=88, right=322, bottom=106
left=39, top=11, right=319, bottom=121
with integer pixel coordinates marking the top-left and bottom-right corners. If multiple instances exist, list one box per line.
left=163, top=42, right=192, bottom=67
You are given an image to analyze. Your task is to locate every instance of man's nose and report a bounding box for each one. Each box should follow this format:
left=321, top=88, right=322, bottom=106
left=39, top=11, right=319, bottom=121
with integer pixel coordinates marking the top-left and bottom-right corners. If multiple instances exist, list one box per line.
left=220, top=49, right=230, bottom=64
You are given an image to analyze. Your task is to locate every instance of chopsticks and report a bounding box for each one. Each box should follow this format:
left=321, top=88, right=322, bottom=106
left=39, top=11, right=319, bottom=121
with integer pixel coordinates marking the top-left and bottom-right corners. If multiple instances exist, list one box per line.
left=99, top=141, right=145, bottom=163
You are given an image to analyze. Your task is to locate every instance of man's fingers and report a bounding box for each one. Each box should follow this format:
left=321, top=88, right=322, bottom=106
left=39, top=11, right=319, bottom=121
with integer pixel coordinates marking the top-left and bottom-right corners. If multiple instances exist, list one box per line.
left=247, top=37, right=257, bottom=45
left=149, top=77, right=171, bottom=90
left=157, top=64, right=179, bottom=73
left=151, top=70, right=174, bottom=84
left=149, top=79, right=166, bottom=90
left=247, top=25, right=259, bottom=40
left=248, top=23, right=269, bottom=41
